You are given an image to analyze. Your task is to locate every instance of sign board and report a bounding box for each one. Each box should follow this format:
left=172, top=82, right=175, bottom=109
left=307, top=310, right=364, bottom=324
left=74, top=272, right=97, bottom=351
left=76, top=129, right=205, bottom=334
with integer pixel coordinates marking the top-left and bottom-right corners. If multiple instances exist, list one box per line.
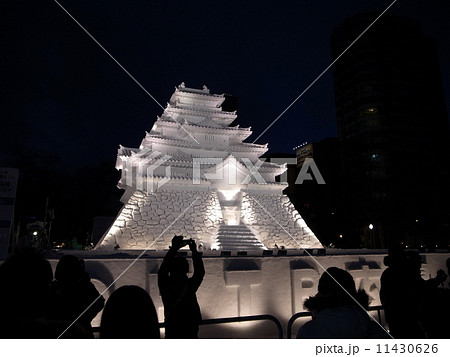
left=0, top=168, right=19, bottom=259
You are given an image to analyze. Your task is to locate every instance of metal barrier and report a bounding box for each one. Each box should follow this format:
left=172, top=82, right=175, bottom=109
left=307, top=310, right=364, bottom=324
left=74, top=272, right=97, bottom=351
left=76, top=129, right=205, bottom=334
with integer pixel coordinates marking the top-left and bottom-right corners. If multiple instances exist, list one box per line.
left=286, top=311, right=312, bottom=339
left=200, top=314, right=283, bottom=338
left=367, top=305, right=383, bottom=324
left=286, top=305, right=384, bottom=338
left=93, top=314, right=283, bottom=338
left=94, top=307, right=383, bottom=338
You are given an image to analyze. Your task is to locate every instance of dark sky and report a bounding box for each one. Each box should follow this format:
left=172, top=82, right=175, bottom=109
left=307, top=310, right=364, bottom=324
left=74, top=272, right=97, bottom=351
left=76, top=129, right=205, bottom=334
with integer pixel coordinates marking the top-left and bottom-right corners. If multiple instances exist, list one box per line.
left=2, top=0, right=450, bottom=171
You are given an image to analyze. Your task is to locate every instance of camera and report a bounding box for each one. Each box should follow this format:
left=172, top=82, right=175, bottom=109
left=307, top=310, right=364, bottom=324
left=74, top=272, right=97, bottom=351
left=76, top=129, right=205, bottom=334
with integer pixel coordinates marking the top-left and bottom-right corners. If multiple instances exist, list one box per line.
left=171, top=235, right=195, bottom=249
left=181, top=238, right=194, bottom=247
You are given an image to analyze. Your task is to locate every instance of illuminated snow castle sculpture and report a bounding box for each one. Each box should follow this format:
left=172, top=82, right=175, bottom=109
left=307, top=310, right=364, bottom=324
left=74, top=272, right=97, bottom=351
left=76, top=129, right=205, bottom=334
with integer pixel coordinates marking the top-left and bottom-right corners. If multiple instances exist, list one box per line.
left=96, top=83, right=322, bottom=251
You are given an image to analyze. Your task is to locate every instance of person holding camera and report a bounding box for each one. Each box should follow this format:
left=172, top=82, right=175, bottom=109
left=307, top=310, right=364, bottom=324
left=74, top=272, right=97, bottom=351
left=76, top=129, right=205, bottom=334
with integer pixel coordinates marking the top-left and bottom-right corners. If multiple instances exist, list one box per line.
left=158, top=235, right=205, bottom=338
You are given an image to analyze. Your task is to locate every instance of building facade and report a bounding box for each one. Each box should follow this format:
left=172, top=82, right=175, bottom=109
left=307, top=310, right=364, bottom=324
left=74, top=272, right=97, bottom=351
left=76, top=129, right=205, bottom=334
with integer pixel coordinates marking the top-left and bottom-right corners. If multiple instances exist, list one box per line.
left=331, top=13, right=449, bottom=248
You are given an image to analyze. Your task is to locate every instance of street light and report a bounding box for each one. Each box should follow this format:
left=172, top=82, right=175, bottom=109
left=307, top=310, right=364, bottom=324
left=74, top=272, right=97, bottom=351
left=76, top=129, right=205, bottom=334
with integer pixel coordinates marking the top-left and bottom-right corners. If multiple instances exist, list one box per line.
left=368, top=224, right=375, bottom=248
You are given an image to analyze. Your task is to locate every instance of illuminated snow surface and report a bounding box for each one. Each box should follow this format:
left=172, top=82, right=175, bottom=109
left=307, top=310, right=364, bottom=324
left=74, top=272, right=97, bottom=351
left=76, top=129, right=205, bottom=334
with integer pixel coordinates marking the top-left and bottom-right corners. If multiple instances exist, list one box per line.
left=96, top=84, right=322, bottom=251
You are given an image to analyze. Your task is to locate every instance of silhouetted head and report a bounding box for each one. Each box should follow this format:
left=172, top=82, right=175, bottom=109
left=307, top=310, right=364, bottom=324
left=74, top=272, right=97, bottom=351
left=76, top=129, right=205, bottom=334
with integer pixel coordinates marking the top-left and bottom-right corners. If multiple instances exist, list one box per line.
left=169, top=256, right=189, bottom=279
left=55, top=255, right=86, bottom=283
left=100, top=285, right=160, bottom=339
left=304, top=267, right=369, bottom=312
left=384, top=245, right=406, bottom=268
left=405, top=251, right=422, bottom=274
left=0, top=252, right=53, bottom=320
left=318, top=267, right=356, bottom=296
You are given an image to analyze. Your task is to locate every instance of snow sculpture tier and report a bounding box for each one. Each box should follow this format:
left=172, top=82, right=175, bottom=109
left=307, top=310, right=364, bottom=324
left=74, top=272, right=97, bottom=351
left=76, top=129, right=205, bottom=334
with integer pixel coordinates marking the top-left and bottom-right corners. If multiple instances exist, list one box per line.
left=96, top=83, right=322, bottom=251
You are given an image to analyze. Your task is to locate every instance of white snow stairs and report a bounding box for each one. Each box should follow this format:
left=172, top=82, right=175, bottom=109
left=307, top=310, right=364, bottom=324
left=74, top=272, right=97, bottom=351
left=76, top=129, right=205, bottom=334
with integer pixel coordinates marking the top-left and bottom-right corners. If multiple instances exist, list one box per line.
left=215, top=223, right=265, bottom=251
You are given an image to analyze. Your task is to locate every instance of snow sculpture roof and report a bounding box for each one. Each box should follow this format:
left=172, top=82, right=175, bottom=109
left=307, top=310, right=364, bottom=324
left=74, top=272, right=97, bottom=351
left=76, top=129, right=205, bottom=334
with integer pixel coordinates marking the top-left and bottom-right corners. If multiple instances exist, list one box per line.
left=116, top=83, right=285, bottom=188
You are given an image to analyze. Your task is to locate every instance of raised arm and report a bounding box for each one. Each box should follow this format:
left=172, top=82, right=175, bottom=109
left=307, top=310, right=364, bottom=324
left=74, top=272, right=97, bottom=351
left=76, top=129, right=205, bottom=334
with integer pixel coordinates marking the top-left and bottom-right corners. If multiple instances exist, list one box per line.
left=189, top=239, right=205, bottom=290
left=158, top=236, right=183, bottom=289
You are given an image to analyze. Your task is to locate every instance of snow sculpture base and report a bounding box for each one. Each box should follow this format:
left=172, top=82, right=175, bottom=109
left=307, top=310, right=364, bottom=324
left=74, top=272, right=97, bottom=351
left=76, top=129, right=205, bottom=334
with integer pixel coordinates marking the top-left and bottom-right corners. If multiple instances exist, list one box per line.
left=97, top=189, right=321, bottom=251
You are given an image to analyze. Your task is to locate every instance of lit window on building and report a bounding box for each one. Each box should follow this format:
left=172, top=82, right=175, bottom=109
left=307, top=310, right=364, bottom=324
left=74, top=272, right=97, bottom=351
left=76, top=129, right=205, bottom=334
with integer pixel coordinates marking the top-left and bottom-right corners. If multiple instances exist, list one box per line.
left=359, top=107, right=378, bottom=116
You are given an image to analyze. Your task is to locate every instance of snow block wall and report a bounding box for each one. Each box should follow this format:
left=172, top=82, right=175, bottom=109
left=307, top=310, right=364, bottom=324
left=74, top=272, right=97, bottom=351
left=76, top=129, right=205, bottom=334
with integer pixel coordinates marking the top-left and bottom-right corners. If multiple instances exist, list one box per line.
left=241, top=193, right=321, bottom=249
left=98, top=189, right=223, bottom=250
left=98, top=190, right=320, bottom=251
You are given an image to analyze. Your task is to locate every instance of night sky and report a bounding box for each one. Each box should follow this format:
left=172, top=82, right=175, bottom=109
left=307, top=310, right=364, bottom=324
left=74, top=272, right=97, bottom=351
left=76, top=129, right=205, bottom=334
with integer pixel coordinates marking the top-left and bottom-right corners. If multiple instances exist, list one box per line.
left=3, top=0, right=450, bottom=169
left=1, top=1, right=450, bottom=241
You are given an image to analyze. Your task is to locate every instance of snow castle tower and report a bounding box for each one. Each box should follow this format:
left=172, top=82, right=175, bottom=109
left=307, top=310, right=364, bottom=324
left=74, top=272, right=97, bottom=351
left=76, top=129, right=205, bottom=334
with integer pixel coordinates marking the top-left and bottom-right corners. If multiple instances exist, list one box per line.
left=96, top=83, right=322, bottom=251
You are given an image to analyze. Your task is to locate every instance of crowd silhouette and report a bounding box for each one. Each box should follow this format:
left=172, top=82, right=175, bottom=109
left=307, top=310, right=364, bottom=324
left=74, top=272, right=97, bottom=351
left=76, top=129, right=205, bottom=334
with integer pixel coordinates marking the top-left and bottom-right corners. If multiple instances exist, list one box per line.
left=0, top=241, right=449, bottom=339
left=380, top=246, right=449, bottom=338
left=0, top=251, right=93, bottom=337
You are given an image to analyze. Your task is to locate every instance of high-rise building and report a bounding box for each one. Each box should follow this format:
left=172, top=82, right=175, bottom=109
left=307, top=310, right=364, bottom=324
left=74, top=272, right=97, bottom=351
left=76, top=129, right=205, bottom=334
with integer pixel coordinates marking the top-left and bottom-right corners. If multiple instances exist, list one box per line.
left=290, top=138, right=340, bottom=247
left=331, top=13, right=449, bottom=248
